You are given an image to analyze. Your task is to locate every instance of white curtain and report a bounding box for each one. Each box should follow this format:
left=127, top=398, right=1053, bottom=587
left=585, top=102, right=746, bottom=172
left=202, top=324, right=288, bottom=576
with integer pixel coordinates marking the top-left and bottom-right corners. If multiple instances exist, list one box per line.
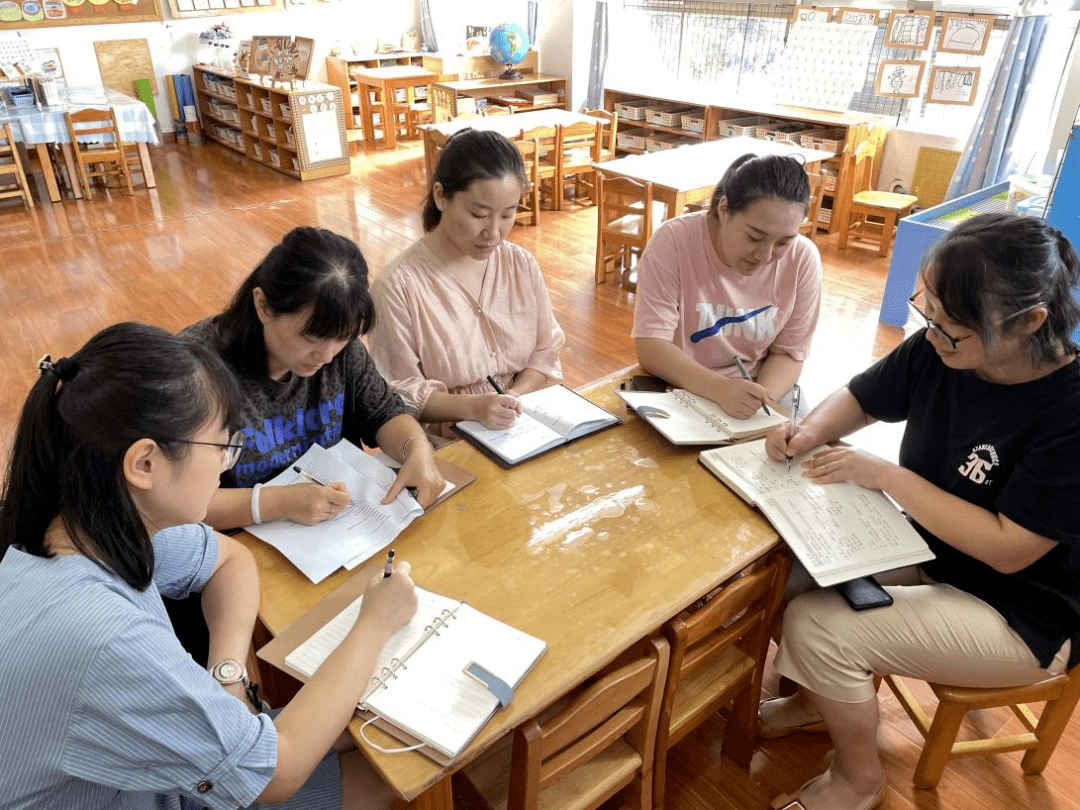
left=585, top=0, right=609, bottom=110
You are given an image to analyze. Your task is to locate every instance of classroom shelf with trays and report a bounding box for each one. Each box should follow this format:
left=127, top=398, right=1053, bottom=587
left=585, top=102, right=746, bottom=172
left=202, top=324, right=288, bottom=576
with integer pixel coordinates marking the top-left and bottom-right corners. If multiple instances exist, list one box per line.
left=604, top=88, right=890, bottom=233
left=193, top=65, right=349, bottom=181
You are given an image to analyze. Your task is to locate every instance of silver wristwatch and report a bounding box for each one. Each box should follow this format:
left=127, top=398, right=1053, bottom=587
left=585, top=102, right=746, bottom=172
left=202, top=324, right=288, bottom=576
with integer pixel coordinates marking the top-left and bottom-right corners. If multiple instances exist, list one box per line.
left=209, top=658, right=249, bottom=687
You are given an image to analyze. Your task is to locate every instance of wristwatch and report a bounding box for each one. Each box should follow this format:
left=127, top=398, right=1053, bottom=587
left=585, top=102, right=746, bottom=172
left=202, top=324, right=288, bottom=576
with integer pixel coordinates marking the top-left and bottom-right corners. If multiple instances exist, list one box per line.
left=209, top=658, right=249, bottom=688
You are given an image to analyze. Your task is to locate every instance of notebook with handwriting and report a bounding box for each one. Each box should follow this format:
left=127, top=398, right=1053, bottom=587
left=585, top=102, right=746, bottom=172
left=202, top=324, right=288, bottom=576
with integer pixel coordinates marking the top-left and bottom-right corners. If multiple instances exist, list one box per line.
left=617, top=389, right=787, bottom=444
left=699, top=440, right=933, bottom=586
left=454, top=384, right=620, bottom=467
left=282, top=588, right=547, bottom=762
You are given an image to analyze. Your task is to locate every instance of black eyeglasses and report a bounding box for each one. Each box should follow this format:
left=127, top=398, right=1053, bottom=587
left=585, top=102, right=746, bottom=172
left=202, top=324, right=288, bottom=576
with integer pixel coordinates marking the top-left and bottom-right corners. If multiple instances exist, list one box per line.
left=159, top=431, right=246, bottom=470
left=908, top=291, right=970, bottom=350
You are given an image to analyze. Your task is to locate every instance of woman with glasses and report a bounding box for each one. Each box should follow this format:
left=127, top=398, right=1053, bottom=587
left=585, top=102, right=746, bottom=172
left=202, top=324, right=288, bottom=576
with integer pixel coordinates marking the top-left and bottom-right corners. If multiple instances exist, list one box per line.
left=0, top=322, right=417, bottom=809
left=759, top=212, right=1080, bottom=810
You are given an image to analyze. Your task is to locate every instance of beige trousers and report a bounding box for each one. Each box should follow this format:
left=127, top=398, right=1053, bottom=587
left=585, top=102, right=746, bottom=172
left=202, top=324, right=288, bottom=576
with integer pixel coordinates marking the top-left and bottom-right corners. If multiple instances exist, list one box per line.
left=775, top=563, right=1069, bottom=703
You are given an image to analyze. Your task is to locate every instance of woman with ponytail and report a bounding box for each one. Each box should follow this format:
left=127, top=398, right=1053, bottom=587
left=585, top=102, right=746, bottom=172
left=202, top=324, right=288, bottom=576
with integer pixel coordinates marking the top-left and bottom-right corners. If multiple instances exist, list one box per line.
left=760, top=213, right=1080, bottom=810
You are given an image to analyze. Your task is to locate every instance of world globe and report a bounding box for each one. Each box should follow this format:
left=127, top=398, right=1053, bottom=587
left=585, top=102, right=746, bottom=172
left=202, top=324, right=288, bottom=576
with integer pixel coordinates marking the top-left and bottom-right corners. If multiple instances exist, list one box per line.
left=489, top=22, right=530, bottom=80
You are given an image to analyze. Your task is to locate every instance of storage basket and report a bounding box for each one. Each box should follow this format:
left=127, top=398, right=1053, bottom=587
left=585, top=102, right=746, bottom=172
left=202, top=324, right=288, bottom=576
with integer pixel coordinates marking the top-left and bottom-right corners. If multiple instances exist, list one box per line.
left=754, top=122, right=814, bottom=142
left=613, top=99, right=653, bottom=121
left=265, top=121, right=275, bottom=138
left=817, top=206, right=833, bottom=225
left=6, top=87, right=35, bottom=107
left=718, top=116, right=773, bottom=138
left=800, top=127, right=846, bottom=153
left=260, top=97, right=272, bottom=113
left=646, top=102, right=696, bottom=127
left=285, top=126, right=294, bottom=146
left=616, top=129, right=647, bottom=151
left=645, top=132, right=687, bottom=152
left=681, top=112, right=706, bottom=134
left=279, top=102, right=291, bottom=119
left=821, top=167, right=837, bottom=192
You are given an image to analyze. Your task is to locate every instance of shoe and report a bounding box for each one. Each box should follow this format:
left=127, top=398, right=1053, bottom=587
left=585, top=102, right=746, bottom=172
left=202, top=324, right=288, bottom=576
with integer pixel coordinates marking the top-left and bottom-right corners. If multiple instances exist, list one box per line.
left=770, top=774, right=887, bottom=810
left=758, top=697, right=829, bottom=739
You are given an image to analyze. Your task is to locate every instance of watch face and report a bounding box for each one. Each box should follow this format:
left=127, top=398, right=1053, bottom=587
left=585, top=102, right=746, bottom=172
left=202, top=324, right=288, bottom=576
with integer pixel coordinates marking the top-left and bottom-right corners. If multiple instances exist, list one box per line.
left=214, top=659, right=245, bottom=684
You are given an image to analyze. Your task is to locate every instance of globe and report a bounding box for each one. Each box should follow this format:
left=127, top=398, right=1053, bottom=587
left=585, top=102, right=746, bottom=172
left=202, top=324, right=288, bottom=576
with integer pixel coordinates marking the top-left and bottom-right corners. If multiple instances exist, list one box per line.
left=489, top=22, right=530, bottom=80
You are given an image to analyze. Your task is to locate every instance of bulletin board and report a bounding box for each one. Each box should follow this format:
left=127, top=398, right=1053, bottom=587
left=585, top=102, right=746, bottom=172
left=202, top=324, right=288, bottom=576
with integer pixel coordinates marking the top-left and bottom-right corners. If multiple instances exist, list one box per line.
left=167, top=0, right=282, bottom=17
left=94, top=38, right=157, bottom=96
left=0, top=0, right=163, bottom=29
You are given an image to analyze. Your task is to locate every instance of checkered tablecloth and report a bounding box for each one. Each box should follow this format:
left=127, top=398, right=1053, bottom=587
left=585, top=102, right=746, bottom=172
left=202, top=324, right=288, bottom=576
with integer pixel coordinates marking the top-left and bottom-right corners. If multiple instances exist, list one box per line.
left=1, top=88, right=159, bottom=146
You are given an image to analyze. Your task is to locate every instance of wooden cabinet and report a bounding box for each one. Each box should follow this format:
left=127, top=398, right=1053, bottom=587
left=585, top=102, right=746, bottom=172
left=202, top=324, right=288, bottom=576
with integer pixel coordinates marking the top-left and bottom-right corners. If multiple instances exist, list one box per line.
left=604, top=88, right=889, bottom=233
left=194, top=65, right=349, bottom=181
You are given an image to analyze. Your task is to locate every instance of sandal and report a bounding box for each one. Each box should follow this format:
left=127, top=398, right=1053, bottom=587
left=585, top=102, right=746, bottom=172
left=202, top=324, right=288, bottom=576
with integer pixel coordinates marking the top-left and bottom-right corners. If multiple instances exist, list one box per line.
left=758, top=697, right=829, bottom=739
left=771, top=774, right=887, bottom=810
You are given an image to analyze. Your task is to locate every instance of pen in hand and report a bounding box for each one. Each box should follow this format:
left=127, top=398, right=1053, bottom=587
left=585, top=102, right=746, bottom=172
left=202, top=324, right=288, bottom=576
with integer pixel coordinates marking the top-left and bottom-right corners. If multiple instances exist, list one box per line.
left=486, top=374, right=506, bottom=396
left=292, top=466, right=357, bottom=508
left=383, top=549, right=395, bottom=578
left=786, top=383, right=801, bottom=474
left=733, top=357, right=771, bottom=415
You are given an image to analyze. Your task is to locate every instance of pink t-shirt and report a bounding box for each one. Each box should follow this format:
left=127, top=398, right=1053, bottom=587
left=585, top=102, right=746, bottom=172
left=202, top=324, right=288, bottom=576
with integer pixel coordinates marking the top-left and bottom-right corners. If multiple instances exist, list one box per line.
left=631, top=211, right=822, bottom=377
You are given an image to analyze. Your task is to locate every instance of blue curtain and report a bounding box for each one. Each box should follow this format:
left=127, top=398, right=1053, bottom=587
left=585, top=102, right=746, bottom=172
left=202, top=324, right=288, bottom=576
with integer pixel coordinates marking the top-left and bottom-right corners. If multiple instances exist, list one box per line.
left=420, top=0, right=438, bottom=52
left=585, top=1, right=609, bottom=110
left=946, top=15, right=1049, bottom=199
left=528, top=1, right=538, bottom=47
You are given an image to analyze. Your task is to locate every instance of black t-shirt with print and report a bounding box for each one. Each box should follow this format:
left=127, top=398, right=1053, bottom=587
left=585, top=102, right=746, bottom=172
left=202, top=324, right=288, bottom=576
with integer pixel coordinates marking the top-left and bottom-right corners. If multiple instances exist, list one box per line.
left=848, top=331, right=1080, bottom=668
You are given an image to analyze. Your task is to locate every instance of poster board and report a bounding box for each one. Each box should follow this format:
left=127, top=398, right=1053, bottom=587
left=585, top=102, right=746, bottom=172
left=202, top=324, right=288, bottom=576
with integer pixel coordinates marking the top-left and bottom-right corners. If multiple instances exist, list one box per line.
left=289, top=86, right=348, bottom=174
left=836, top=8, right=880, bottom=26
left=937, top=13, right=993, bottom=56
left=0, top=0, right=163, bottom=29
left=34, top=47, right=63, bottom=78
left=94, top=38, right=157, bottom=97
left=166, top=0, right=282, bottom=18
left=875, top=59, right=925, bottom=98
left=884, top=10, right=934, bottom=50
left=927, top=66, right=980, bottom=106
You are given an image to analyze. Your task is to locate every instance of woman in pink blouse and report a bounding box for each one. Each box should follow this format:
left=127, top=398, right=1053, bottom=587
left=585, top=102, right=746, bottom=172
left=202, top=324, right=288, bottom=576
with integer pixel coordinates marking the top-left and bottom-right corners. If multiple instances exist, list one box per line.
left=369, top=129, right=565, bottom=437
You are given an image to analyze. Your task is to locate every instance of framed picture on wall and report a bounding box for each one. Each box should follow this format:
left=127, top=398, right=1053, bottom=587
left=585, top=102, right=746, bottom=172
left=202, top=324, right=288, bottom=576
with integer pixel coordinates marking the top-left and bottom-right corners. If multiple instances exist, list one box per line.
left=874, top=59, right=926, bottom=98
left=884, top=10, right=934, bottom=50
left=927, top=66, right=981, bottom=106
left=34, top=47, right=64, bottom=78
left=938, top=13, right=994, bottom=56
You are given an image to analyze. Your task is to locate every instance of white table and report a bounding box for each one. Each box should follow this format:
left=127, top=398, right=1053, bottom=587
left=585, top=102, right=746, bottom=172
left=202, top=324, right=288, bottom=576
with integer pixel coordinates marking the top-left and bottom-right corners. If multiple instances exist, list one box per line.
left=1, top=87, right=158, bottom=202
left=593, top=135, right=837, bottom=219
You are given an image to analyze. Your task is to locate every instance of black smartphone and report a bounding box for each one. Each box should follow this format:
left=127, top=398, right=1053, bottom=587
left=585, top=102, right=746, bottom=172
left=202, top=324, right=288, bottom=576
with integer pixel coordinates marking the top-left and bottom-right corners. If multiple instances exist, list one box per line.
left=630, top=375, right=668, bottom=392
left=834, top=576, right=893, bottom=611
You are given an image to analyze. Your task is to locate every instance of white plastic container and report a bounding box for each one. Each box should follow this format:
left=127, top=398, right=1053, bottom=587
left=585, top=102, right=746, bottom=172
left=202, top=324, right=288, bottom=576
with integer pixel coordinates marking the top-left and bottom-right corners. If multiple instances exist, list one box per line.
left=1006, top=174, right=1052, bottom=212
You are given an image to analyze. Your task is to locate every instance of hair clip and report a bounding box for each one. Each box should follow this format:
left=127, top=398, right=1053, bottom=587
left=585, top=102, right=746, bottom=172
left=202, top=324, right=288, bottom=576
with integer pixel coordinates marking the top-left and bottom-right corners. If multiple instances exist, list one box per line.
left=37, top=354, right=55, bottom=375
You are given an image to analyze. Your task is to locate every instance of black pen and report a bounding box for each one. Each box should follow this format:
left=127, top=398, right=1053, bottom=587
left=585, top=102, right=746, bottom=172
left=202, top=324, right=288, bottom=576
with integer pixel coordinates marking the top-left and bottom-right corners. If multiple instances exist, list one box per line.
left=292, top=465, right=358, bottom=507
left=383, top=549, right=395, bottom=578
left=486, top=374, right=506, bottom=395
left=733, top=357, right=771, bottom=415
left=786, top=383, right=801, bottom=473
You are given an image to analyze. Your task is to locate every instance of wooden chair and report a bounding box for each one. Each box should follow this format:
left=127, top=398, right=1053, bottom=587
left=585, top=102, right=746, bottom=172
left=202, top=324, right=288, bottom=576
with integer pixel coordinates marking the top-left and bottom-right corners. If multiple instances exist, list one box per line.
left=514, top=137, right=541, bottom=226
left=456, top=635, right=670, bottom=810
left=837, top=140, right=917, bottom=257
left=595, top=173, right=658, bottom=287
left=0, top=122, right=33, bottom=209
left=584, top=108, right=619, bottom=161
left=882, top=664, right=1080, bottom=789
left=797, top=172, right=824, bottom=243
left=406, top=85, right=434, bottom=139
left=65, top=107, right=133, bottom=199
left=520, top=125, right=559, bottom=211
left=553, top=120, right=603, bottom=208
left=653, top=550, right=791, bottom=810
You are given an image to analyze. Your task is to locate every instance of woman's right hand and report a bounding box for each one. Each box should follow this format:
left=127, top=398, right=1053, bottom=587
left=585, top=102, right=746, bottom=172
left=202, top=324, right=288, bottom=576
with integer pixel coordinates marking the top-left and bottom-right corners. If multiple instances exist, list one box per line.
left=472, top=393, right=521, bottom=430
left=765, top=422, right=818, bottom=462
left=356, top=561, right=418, bottom=643
left=713, top=377, right=770, bottom=420
left=267, top=482, right=353, bottom=525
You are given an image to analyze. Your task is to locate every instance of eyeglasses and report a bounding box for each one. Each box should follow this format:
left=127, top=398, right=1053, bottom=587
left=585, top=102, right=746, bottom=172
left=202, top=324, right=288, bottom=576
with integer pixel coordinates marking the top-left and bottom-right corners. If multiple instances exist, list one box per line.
left=159, top=430, right=246, bottom=470
left=908, top=291, right=970, bottom=350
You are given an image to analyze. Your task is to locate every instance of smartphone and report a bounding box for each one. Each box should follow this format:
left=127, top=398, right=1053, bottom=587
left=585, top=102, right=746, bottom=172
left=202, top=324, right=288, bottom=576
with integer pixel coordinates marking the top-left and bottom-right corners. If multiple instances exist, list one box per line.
left=630, top=375, right=668, bottom=393
left=834, top=576, right=893, bottom=611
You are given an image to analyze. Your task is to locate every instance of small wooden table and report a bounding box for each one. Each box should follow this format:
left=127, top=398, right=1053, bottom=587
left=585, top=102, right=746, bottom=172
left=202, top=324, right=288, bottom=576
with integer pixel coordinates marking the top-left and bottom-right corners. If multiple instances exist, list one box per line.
left=430, top=73, right=568, bottom=122
left=593, top=135, right=838, bottom=219
left=351, top=65, right=436, bottom=149
left=238, top=370, right=781, bottom=809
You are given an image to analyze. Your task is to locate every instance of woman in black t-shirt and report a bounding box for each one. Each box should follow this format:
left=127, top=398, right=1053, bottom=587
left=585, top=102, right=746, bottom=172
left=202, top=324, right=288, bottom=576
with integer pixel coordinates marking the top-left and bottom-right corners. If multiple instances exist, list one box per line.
left=759, top=213, right=1080, bottom=810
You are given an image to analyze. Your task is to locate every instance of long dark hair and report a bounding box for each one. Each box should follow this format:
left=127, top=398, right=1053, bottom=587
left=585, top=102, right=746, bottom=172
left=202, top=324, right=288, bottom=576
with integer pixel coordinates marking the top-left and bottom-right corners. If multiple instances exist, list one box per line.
left=0, top=323, right=239, bottom=591
left=422, top=128, right=526, bottom=232
left=928, top=212, right=1080, bottom=364
left=215, top=227, right=375, bottom=377
left=708, top=153, right=810, bottom=218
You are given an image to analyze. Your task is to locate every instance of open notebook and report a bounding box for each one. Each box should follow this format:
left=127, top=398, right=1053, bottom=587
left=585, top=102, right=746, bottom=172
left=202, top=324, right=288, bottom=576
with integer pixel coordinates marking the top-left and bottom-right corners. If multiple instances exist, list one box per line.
left=454, top=384, right=620, bottom=467
left=617, top=389, right=787, bottom=444
left=276, top=587, right=546, bottom=763
left=699, top=440, right=933, bottom=586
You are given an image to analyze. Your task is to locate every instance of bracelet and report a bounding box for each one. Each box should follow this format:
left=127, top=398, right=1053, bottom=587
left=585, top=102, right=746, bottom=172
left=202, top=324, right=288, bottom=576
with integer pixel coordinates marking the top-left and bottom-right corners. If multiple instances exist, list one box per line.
left=250, top=483, right=264, bottom=525
left=401, top=436, right=420, bottom=461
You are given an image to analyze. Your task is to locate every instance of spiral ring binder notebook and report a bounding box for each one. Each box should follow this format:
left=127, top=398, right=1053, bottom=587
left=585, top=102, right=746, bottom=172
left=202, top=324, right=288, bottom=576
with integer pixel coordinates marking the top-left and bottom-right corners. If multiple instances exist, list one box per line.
left=616, top=387, right=787, bottom=444
left=281, top=588, right=546, bottom=762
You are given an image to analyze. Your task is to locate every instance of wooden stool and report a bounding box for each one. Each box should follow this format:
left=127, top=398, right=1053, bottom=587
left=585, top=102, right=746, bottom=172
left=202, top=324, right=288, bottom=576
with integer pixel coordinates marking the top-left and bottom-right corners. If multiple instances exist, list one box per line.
left=0, top=122, right=34, bottom=208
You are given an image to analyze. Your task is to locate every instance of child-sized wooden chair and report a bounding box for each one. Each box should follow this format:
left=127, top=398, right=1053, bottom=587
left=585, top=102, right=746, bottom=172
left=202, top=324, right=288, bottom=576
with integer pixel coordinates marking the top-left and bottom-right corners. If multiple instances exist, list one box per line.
left=514, top=137, right=541, bottom=226
left=0, top=122, right=34, bottom=208
left=837, top=140, right=917, bottom=257
left=595, top=173, right=658, bottom=288
left=65, top=108, right=133, bottom=199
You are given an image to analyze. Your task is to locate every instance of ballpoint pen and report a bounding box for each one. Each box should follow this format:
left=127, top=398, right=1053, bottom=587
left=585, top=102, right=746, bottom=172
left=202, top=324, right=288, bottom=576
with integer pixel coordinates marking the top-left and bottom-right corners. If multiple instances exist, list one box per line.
left=786, top=383, right=801, bottom=473
left=292, top=466, right=359, bottom=508
left=733, top=356, right=771, bottom=415
left=383, top=549, right=395, bottom=578
left=486, top=374, right=506, bottom=395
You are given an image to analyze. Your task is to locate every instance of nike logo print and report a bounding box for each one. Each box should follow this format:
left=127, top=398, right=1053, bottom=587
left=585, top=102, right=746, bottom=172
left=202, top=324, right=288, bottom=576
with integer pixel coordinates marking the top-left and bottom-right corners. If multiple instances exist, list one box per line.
left=690, top=305, right=773, bottom=343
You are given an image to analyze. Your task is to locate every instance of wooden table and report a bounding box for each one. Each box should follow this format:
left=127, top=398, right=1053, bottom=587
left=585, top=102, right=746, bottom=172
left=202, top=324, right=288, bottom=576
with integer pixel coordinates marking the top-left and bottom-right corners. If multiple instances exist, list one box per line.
left=419, top=108, right=598, bottom=182
left=430, top=73, right=568, bottom=123
left=237, top=370, right=781, bottom=809
left=593, top=135, right=838, bottom=219
left=351, top=65, right=436, bottom=149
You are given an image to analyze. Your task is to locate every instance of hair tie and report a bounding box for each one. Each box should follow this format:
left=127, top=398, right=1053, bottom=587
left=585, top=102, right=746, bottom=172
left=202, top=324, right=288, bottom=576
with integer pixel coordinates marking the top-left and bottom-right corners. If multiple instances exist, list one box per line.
left=37, top=354, right=79, bottom=382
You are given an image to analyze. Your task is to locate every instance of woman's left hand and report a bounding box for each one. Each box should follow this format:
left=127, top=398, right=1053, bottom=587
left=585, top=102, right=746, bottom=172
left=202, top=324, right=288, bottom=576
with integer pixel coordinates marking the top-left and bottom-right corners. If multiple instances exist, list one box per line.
left=801, top=446, right=893, bottom=492
left=382, top=443, right=446, bottom=508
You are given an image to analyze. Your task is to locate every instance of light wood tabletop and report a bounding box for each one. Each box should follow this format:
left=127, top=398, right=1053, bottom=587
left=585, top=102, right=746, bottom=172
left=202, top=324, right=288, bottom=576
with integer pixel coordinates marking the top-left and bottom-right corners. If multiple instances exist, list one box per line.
left=237, top=369, right=781, bottom=808
left=593, top=135, right=838, bottom=219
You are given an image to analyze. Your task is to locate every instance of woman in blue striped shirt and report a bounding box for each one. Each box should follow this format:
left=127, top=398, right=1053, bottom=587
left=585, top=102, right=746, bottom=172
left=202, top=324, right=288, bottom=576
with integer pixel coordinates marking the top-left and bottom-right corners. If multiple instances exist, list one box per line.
left=0, top=322, right=417, bottom=810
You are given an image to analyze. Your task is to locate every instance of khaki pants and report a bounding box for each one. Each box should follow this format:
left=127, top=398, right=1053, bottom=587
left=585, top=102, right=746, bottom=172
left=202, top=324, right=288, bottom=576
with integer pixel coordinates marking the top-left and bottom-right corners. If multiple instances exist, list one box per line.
left=775, top=563, right=1069, bottom=703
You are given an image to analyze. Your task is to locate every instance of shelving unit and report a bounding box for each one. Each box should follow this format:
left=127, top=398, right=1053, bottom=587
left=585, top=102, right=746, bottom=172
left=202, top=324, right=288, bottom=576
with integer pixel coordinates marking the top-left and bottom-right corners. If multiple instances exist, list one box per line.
left=604, top=88, right=889, bottom=233
left=193, top=65, right=349, bottom=181
left=431, top=73, right=567, bottom=122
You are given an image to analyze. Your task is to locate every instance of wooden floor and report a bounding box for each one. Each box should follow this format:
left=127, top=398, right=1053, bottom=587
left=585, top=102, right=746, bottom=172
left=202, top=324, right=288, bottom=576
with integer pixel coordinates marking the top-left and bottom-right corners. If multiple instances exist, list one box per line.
left=1, top=137, right=1077, bottom=809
